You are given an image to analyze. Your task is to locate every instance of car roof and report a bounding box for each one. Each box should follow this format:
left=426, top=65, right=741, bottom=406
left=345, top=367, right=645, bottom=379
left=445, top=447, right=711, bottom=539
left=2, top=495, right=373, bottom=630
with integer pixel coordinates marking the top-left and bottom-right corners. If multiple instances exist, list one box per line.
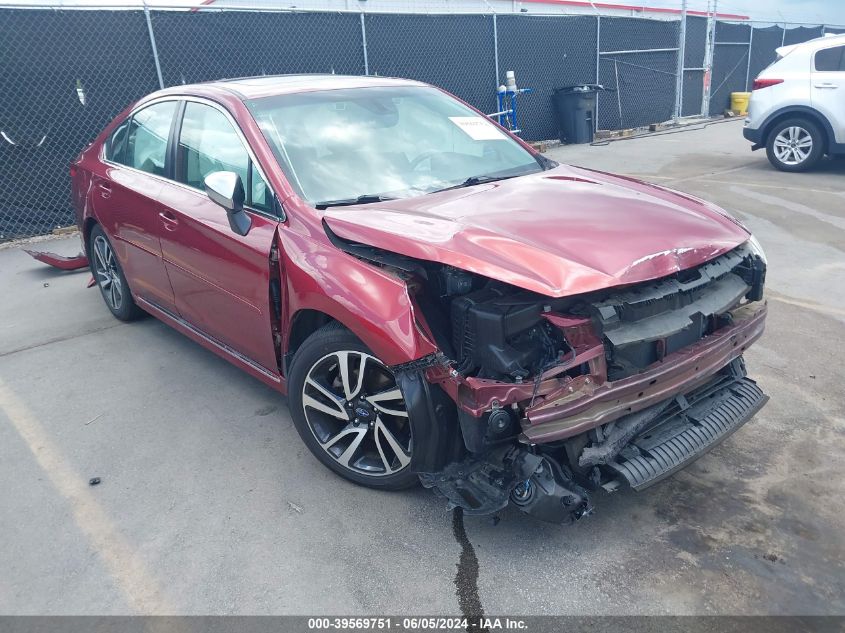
left=157, top=74, right=430, bottom=101
left=777, top=32, right=845, bottom=57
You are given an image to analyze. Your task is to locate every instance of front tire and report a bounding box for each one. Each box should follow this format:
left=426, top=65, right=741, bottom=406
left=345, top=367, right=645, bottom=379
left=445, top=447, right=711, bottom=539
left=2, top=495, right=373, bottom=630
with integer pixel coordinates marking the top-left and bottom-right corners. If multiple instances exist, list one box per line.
left=88, top=224, right=144, bottom=321
left=765, top=118, right=824, bottom=172
left=288, top=324, right=418, bottom=490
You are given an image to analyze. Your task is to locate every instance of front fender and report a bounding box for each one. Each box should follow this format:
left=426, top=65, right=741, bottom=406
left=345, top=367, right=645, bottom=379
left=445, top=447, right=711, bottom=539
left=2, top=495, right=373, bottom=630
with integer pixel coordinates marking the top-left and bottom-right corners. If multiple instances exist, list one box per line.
left=280, top=230, right=437, bottom=367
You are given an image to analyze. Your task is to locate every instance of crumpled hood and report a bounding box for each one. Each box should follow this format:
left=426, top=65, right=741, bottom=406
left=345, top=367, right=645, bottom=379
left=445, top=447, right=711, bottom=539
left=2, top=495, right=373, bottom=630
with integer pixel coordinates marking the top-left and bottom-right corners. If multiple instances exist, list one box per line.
left=323, top=164, right=750, bottom=298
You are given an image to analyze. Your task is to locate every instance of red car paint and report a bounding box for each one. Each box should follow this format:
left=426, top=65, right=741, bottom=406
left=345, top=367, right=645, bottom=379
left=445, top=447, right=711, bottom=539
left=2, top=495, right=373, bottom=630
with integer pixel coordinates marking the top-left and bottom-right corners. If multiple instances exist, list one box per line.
left=323, top=164, right=750, bottom=298
left=23, top=249, right=88, bottom=270
left=56, top=75, right=762, bottom=447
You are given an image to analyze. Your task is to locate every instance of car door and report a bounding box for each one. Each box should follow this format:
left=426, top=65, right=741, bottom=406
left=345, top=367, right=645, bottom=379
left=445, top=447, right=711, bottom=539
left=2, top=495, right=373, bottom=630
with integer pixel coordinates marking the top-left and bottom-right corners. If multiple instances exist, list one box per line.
left=94, top=100, right=178, bottom=312
left=811, top=44, right=845, bottom=144
left=156, top=99, right=281, bottom=373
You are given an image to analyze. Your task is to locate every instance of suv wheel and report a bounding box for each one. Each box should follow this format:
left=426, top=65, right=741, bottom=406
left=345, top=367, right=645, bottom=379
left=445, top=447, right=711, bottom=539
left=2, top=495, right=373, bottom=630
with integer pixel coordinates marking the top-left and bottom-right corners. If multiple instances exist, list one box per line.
left=766, top=118, right=824, bottom=172
left=288, top=323, right=418, bottom=490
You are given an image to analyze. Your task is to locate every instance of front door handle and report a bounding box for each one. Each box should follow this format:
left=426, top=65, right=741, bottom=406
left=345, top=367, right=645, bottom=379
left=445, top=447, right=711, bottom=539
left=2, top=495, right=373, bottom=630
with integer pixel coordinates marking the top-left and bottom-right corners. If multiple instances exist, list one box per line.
left=97, top=181, right=112, bottom=199
left=813, top=82, right=839, bottom=89
left=159, top=210, right=179, bottom=231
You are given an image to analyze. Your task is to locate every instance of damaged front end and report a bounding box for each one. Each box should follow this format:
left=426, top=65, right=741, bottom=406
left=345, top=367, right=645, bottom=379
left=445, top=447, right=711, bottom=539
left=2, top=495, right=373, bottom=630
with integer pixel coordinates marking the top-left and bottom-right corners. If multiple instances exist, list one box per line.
left=330, top=225, right=769, bottom=524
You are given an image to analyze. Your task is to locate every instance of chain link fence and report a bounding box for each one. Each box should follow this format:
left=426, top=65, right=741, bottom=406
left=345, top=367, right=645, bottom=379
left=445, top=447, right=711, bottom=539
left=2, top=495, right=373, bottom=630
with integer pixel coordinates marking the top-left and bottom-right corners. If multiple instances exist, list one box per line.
left=0, top=9, right=160, bottom=240
left=1, top=5, right=843, bottom=240
left=597, top=17, right=680, bottom=131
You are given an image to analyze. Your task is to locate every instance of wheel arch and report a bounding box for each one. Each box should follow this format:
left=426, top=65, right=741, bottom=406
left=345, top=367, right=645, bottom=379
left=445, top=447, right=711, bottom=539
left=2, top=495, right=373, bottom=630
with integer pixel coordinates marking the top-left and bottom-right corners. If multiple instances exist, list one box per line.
left=761, top=106, right=834, bottom=154
left=285, top=308, right=338, bottom=363
left=283, top=293, right=436, bottom=375
left=286, top=309, right=464, bottom=476
left=82, top=216, right=98, bottom=251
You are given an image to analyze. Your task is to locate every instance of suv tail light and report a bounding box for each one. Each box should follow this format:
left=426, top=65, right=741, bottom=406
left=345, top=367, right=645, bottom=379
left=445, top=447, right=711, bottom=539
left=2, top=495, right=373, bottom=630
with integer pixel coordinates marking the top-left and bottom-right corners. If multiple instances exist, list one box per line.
left=752, top=78, right=784, bottom=91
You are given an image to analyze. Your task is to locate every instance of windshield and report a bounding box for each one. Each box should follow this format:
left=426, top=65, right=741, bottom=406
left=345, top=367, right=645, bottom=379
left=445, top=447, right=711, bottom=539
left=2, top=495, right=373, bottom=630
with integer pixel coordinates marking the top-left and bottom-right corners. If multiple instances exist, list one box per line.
left=246, top=85, right=545, bottom=206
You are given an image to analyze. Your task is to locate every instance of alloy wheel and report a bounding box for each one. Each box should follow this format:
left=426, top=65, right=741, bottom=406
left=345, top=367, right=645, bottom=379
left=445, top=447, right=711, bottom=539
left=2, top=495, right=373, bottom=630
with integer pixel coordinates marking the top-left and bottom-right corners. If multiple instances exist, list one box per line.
left=92, top=235, right=123, bottom=311
left=301, top=350, right=412, bottom=477
left=773, top=126, right=813, bottom=166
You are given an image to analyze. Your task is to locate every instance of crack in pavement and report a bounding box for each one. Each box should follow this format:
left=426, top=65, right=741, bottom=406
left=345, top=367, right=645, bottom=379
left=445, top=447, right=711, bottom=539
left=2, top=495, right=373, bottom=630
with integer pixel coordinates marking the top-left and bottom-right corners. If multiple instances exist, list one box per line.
left=452, top=508, right=489, bottom=633
left=0, top=322, right=125, bottom=358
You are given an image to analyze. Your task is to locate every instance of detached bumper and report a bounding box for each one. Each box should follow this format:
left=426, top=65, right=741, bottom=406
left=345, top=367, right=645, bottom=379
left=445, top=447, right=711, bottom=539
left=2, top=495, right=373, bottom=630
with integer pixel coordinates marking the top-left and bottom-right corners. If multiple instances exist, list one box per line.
left=24, top=249, right=89, bottom=270
left=521, top=302, right=767, bottom=444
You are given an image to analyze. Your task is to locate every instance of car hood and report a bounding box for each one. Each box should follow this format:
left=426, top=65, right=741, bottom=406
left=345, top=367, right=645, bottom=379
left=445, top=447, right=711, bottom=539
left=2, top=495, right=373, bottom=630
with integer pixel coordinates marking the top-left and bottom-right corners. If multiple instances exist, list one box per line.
left=322, top=164, right=750, bottom=298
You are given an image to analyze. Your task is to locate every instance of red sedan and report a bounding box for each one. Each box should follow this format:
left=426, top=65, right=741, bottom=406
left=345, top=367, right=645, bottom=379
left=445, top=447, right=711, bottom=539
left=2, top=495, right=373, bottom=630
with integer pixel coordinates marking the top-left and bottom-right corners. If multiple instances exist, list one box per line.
left=54, top=75, right=768, bottom=523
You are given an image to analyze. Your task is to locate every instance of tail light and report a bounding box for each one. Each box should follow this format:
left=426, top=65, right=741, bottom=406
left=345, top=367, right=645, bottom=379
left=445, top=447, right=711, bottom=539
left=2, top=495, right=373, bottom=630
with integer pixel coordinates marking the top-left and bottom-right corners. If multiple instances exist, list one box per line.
left=752, top=78, right=784, bottom=91
left=69, top=165, right=78, bottom=178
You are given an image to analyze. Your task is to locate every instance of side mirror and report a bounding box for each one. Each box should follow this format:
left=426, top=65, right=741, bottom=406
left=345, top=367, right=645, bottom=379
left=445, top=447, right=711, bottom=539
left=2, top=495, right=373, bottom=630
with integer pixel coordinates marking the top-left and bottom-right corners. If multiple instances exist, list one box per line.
left=204, top=171, right=251, bottom=236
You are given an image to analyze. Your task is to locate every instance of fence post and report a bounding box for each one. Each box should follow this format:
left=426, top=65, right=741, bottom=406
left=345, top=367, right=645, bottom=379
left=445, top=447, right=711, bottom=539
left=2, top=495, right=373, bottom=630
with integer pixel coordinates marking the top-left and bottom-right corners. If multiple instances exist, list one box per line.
left=743, top=25, right=754, bottom=91
left=701, top=1, right=717, bottom=118
left=360, top=12, right=369, bottom=75
left=144, top=4, right=165, bottom=90
left=493, top=13, right=500, bottom=87
left=595, top=16, right=601, bottom=132
left=673, top=1, right=687, bottom=122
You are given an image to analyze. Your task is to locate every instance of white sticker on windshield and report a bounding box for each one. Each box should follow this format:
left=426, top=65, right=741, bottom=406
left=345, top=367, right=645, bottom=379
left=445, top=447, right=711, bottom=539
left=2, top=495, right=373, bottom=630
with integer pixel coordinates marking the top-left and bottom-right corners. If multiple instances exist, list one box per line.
left=448, top=116, right=507, bottom=141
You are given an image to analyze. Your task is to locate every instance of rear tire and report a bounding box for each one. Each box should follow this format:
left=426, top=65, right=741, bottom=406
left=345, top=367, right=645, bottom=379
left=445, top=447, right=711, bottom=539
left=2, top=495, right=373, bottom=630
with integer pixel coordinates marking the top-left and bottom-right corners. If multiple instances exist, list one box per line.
left=765, top=117, right=824, bottom=172
left=288, top=323, right=419, bottom=490
left=88, top=224, right=144, bottom=322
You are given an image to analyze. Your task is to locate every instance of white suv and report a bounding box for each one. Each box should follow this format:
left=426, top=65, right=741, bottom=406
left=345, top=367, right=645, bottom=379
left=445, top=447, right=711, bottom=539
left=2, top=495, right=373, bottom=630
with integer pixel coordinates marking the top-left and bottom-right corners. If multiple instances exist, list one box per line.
left=743, top=33, right=845, bottom=172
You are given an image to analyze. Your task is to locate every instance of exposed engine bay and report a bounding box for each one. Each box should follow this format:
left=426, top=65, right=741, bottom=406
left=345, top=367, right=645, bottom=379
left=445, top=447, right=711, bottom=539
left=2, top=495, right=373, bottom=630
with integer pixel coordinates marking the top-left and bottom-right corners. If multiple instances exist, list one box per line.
left=433, top=242, right=765, bottom=384
left=327, top=222, right=769, bottom=524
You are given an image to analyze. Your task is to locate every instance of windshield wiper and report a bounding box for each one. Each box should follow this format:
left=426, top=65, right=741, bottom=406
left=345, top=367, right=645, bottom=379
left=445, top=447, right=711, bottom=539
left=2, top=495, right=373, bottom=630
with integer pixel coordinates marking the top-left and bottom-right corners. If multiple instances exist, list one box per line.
left=315, top=194, right=397, bottom=210
left=429, top=174, right=519, bottom=194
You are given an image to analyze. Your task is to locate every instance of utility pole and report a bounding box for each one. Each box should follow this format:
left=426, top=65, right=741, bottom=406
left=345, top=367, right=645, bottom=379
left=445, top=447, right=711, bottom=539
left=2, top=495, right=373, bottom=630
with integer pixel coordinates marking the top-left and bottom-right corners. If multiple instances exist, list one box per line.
left=673, top=0, right=688, bottom=123
left=701, top=0, right=718, bottom=118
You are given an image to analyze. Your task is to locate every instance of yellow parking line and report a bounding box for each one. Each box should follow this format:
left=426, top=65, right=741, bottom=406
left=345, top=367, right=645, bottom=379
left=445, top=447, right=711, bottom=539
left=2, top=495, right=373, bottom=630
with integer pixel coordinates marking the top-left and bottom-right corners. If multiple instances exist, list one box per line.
left=768, top=294, right=845, bottom=319
left=0, top=379, right=173, bottom=614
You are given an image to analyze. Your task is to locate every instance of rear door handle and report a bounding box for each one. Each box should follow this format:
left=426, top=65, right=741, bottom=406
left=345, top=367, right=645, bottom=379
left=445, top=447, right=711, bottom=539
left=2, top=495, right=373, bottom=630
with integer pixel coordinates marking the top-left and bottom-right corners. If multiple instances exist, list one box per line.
left=159, top=210, right=179, bottom=231
left=814, top=82, right=839, bottom=89
left=97, top=181, right=112, bottom=198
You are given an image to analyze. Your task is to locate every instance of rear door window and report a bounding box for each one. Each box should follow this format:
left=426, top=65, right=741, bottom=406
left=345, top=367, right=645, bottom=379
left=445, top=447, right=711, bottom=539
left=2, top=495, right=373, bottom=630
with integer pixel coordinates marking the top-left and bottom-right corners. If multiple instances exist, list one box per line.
left=123, top=101, right=177, bottom=176
left=815, top=46, right=845, bottom=71
left=105, top=118, right=130, bottom=164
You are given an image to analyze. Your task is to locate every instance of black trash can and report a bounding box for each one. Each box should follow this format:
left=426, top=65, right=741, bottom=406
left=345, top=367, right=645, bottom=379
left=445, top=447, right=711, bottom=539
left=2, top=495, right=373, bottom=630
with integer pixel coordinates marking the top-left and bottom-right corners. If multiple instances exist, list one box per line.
left=552, top=85, right=599, bottom=144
